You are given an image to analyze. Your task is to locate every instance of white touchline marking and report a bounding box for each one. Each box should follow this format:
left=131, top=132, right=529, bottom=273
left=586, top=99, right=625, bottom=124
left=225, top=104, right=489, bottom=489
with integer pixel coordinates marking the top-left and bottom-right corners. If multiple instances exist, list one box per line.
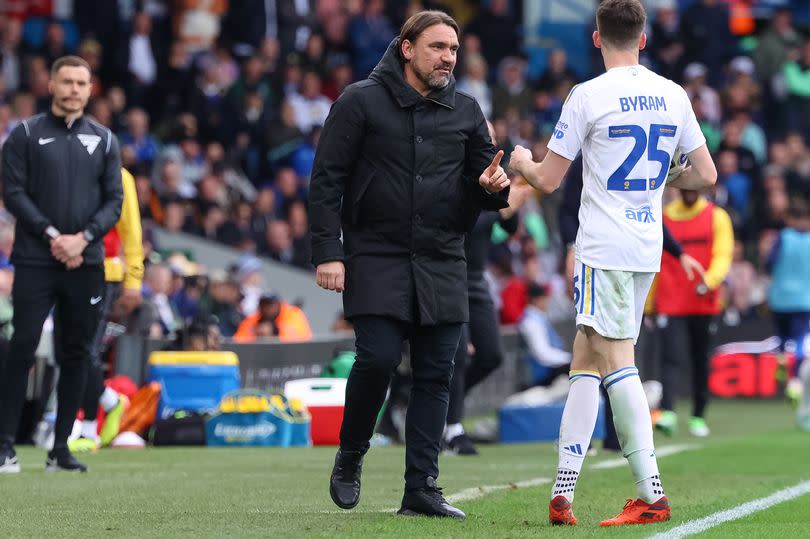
left=590, top=444, right=700, bottom=470
left=446, top=477, right=552, bottom=503
left=649, top=480, right=810, bottom=539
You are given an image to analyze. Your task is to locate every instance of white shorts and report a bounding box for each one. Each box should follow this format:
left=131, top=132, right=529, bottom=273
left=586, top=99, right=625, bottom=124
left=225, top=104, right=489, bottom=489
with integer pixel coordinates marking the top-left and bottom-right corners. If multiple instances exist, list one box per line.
left=573, top=260, right=655, bottom=342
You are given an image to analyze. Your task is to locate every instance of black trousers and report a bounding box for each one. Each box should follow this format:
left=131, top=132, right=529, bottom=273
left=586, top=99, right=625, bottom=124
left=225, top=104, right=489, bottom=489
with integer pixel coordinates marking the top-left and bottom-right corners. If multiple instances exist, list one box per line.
left=446, top=281, right=504, bottom=424
left=81, top=281, right=121, bottom=421
left=660, top=315, right=714, bottom=418
left=340, top=315, right=462, bottom=490
left=0, top=264, right=104, bottom=448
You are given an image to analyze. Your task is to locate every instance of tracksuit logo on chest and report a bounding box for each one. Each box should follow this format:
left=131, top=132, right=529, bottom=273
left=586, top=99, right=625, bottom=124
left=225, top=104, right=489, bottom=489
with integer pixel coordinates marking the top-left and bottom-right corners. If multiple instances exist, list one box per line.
left=77, top=134, right=101, bottom=155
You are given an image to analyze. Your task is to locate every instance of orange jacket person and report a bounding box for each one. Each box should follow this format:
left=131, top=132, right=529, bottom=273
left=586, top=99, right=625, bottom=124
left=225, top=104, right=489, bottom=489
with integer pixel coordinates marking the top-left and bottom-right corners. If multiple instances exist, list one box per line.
left=233, top=292, right=312, bottom=342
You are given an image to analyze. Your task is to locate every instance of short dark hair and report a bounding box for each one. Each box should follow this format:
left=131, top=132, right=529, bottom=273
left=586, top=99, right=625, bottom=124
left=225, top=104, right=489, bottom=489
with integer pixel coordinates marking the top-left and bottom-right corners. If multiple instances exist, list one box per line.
left=398, top=10, right=459, bottom=61
left=51, top=55, right=92, bottom=77
left=596, top=0, right=646, bottom=50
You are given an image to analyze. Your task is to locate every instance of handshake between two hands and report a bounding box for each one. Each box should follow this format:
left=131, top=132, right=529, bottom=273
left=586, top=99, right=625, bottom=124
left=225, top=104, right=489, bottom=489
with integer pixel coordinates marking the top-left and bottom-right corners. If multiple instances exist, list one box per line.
left=50, top=233, right=88, bottom=270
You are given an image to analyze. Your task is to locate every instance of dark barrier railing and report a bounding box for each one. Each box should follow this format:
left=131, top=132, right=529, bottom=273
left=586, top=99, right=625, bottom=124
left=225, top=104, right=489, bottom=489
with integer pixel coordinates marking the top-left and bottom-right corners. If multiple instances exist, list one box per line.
left=114, top=318, right=778, bottom=416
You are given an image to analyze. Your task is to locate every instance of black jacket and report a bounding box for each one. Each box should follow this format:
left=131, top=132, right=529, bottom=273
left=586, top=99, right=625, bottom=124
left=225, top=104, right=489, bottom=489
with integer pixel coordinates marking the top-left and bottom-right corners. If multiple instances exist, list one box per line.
left=309, top=39, right=508, bottom=325
left=2, top=112, right=123, bottom=267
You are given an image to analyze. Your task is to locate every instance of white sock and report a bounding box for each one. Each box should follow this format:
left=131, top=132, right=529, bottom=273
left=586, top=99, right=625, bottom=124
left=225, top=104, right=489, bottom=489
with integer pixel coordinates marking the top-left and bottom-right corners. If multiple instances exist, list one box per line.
left=604, top=366, right=665, bottom=503
left=81, top=420, right=98, bottom=439
left=100, top=387, right=119, bottom=412
left=445, top=423, right=464, bottom=442
left=552, top=370, right=602, bottom=502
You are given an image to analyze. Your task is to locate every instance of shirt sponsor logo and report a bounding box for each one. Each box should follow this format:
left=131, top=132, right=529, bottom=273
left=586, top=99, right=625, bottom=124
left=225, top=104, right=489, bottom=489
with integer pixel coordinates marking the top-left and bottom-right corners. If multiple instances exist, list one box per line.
left=625, top=205, right=656, bottom=223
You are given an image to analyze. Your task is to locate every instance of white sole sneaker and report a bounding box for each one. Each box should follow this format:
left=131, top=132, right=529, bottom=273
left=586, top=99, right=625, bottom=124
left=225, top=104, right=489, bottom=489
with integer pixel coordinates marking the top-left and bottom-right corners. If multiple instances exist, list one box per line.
left=0, top=458, right=20, bottom=474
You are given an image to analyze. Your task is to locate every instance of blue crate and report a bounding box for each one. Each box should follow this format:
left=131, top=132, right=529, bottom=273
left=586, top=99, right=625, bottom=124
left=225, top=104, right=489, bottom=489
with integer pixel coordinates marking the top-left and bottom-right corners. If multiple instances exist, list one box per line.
left=499, top=400, right=605, bottom=444
left=147, top=364, right=240, bottom=419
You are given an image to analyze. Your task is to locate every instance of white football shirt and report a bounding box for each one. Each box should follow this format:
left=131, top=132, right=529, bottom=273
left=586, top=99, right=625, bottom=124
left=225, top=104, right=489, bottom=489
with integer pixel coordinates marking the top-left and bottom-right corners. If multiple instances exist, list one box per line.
left=547, top=65, right=706, bottom=272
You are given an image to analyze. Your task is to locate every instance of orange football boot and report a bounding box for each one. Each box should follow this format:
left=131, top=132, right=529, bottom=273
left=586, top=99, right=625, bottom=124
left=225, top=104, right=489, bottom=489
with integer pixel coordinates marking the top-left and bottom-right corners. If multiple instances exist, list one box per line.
left=600, top=496, right=671, bottom=526
left=549, top=495, right=577, bottom=525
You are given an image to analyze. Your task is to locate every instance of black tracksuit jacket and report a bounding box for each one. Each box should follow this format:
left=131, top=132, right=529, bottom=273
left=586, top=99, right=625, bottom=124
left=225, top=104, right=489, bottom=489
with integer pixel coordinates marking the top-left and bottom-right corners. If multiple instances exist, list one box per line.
left=1, top=111, right=123, bottom=267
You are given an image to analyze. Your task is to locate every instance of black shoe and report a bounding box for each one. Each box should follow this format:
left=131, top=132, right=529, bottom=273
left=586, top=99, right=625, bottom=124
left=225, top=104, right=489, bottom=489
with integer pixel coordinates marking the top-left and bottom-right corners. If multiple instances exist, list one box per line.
left=445, top=433, right=479, bottom=456
left=398, top=477, right=466, bottom=519
left=0, top=442, right=20, bottom=474
left=329, top=448, right=365, bottom=509
left=46, top=447, right=88, bottom=473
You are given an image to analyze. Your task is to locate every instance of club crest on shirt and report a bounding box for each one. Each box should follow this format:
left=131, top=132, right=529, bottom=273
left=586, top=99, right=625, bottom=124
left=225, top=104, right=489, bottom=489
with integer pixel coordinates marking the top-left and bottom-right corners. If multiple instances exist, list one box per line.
left=77, top=134, right=101, bottom=155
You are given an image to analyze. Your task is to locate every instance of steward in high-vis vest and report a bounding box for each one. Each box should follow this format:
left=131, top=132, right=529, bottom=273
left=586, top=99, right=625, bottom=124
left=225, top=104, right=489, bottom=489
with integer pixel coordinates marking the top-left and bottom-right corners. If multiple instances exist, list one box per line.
left=654, top=189, right=733, bottom=438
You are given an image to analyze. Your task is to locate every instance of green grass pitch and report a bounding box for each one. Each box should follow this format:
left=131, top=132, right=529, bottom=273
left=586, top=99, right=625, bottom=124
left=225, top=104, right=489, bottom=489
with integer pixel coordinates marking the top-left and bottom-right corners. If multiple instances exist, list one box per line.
left=1, top=399, right=808, bottom=538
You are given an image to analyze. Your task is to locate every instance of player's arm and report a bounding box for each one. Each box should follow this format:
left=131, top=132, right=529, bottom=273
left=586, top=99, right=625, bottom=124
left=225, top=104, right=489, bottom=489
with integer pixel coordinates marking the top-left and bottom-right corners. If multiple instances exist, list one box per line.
left=508, top=148, right=573, bottom=194
left=667, top=144, right=717, bottom=190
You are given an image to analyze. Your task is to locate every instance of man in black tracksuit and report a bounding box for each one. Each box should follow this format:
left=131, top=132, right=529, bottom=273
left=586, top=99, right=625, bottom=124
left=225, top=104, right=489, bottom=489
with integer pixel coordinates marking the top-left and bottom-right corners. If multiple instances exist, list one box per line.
left=310, top=12, right=509, bottom=518
left=0, top=56, right=122, bottom=473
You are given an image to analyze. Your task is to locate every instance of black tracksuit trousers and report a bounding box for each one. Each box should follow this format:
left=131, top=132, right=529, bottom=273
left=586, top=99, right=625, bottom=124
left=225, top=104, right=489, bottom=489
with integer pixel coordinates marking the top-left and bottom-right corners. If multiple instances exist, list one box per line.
left=339, top=315, right=462, bottom=490
left=0, top=265, right=104, bottom=448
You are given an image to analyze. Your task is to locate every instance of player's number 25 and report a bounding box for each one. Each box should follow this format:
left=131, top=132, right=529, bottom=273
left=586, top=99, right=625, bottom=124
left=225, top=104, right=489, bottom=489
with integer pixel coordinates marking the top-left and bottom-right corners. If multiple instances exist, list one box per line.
left=607, top=124, right=677, bottom=192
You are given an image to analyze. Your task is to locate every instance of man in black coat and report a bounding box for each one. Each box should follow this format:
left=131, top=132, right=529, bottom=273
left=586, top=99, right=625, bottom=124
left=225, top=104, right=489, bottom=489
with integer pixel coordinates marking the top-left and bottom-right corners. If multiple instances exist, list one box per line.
left=309, top=11, right=509, bottom=519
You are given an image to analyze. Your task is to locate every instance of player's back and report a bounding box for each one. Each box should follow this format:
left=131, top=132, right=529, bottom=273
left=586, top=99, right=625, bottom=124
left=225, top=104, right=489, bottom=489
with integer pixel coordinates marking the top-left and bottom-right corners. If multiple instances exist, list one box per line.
left=552, top=65, right=704, bottom=273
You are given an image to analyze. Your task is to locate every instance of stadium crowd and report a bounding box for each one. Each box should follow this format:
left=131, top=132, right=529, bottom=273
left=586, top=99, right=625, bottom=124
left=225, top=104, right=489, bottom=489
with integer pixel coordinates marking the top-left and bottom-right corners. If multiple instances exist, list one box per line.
left=0, top=0, right=809, bottom=340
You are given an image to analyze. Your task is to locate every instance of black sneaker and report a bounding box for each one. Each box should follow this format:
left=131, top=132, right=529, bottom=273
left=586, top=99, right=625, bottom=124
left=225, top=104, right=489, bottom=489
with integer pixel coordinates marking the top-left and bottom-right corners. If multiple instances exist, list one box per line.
left=46, top=447, right=88, bottom=473
left=0, top=443, right=20, bottom=474
left=444, top=433, right=479, bottom=456
left=329, top=448, right=365, bottom=509
left=398, top=477, right=466, bottom=519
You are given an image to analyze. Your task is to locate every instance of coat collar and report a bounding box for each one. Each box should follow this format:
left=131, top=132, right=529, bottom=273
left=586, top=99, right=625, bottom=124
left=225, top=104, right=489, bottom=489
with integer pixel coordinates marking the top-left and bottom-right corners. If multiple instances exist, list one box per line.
left=368, top=38, right=456, bottom=110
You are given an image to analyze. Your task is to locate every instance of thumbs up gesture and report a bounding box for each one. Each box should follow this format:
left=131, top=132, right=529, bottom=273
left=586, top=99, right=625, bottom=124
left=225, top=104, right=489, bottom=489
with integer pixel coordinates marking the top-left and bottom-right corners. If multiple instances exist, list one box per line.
left=479, top=150, right=510, bottom=193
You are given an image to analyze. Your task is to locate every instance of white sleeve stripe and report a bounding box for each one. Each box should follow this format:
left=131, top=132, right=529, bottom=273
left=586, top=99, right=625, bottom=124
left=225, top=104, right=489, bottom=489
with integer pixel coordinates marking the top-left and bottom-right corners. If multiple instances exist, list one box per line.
left=106, top=129, right=112, bottom=153
left=22, top=120, right=30, bottom=137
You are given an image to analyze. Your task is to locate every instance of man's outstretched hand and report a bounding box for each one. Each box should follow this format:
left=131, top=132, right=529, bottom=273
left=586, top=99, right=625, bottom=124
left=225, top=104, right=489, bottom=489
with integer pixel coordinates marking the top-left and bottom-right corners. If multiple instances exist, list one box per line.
left=479, top=150, right=510, bottom=193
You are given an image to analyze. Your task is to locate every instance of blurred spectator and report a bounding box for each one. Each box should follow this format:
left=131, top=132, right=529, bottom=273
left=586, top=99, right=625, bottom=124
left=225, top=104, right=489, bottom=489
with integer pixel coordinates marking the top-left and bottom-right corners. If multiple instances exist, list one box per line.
left=465, top=0, right=520, bottom=76
left=783, top=39, right=810, bottom=136
left=236, top=254, right=263, bottom=315
left=174, top=0, right=228, bottom=56
left=348, top=0, right=395, bottom=79
left=287, top=71, right=332, bottom=134
left=724, top=240, right=759, bottom=324
left=457, top=53, right=491, bottom=119
left=226, top=54, right=276, bottom=115
left=277, top=0, right=318, bottom=55
left=265, top=99, right=305, bottom=171
left=648, top=0, right=686, bottom=82
left=684, top=63, right=722, bottom=124
left=143, top=263, right=183, bottom=338
left=197, top=270, right=243, bottom=337
left=128, top=11, right=158, bottom=111
left=681, top=0, right=735, bottom=85
left=120, top=108, right=161, bottom=166
left=518, top=282, right=571, bottom=377
left=535, top=49, right=579, bottom=94
left=753, top=7, right=803, bottom=87
left=767, top=200, right=810, bottom=402
left=715, top=150, right=751, bottom=227
left=492, top=57, right=532, bottom=120
left=233, top=292, right=313, bottom=342
left=0, top=18, right=22, bottom=94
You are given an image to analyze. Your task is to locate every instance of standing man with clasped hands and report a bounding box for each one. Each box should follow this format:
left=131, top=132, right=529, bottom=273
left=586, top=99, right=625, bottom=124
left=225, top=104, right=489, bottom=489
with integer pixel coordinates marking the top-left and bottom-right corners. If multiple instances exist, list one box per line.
left=309, top=10, right=509, bottom=520
left=0, top=55, right=122, bottom=473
